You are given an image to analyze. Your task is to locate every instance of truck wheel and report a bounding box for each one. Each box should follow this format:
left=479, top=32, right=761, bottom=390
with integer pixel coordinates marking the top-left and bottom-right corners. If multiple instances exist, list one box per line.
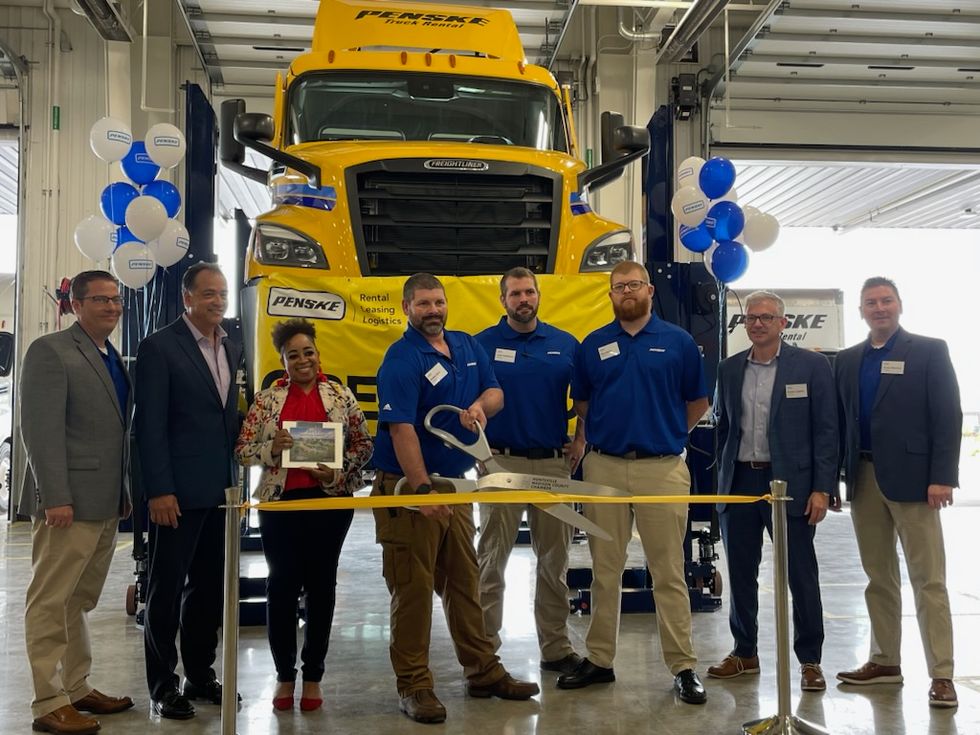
left=0, top=441, right=10, bottom=515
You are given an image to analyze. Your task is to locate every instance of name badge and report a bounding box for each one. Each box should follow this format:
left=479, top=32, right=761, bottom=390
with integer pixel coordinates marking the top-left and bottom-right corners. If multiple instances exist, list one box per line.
left=425, top=362, right=448, bottom=386
left=785, top=383, right=808, bottom=399
left=598, top=342, right=620, bottom=361
left=494, top=348, right=517, bottom=363
left=881, top=360, right=905, bottom=375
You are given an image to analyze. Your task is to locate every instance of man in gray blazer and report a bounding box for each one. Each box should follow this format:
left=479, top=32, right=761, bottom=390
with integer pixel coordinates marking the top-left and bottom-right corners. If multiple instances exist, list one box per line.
left=834, top=277, right=960, bottom=708
left=20, top=270, right=135, bottom=735
left=709, top=290, right=838, bottom=692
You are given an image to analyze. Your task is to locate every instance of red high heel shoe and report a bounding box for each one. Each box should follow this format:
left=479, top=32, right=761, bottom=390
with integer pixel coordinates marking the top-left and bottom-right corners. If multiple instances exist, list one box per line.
left=299, top=696, right=323, bottom=712
left=273, top=695, right=293, bottom=711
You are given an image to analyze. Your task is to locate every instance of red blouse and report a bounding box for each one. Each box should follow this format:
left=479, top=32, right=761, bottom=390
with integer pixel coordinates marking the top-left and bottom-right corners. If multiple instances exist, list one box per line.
left=279, top=378, right=329, bottom=492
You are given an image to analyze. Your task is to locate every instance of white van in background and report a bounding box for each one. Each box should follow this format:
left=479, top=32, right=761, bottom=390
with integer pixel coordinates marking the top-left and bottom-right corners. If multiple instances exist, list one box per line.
left=0, top=274, right=14, bottom=515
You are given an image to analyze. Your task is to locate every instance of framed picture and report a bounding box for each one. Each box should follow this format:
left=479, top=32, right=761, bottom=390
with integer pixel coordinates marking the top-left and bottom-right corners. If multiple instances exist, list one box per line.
left=281, top=421, right=342, bottom=469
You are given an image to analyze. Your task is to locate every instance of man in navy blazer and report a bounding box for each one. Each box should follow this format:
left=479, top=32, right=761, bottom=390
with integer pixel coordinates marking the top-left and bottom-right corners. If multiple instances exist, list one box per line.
left=136, top=262, right=242, bottom=720
left=834, top=277, right=960, bottom=709
left=709, top=290, right=837, bottom=692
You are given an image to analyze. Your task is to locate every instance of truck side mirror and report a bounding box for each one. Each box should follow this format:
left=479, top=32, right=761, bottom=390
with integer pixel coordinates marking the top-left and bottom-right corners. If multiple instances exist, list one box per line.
left=0, top=332, right=13, bottom=378
left=612, top=125, right=651, bottom=156
left=219, top=100, right=268, bottom=184
left=235, top=113, right=275, bottom=144
left=577, top=111, right=651, bottom=193
left=601, top=111, right=625, bottom=164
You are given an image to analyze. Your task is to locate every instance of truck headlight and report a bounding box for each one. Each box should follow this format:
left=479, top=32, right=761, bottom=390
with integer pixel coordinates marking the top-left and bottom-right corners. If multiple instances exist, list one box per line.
left=580, top=230, right=634, bottom=272
left=253, top=224, right=329, bottom=269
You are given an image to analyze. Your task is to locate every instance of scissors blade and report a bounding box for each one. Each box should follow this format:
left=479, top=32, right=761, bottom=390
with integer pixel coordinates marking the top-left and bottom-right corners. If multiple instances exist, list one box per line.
left=476, top=472, right=631, bottom=497
left=533, top=501, right=612, bottom=541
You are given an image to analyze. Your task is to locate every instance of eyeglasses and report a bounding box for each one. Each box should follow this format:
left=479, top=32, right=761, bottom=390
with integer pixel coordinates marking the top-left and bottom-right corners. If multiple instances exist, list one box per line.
left=744, top=314, right=779, bottom=325
left=79, top=295, right=124, bottom=306
left=610, top=280, right=649, bottom=294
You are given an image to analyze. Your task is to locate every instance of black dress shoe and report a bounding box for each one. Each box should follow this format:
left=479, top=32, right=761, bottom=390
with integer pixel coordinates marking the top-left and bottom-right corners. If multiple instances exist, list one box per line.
left=151, top=690, right=195, bottom=720
left=674, top=668, right=707, bottom=704
left=182, top=678, right=242, bottom=705
left=540, top=652, right=583, bottom=675
left=556, top=658, right=615, bottom=689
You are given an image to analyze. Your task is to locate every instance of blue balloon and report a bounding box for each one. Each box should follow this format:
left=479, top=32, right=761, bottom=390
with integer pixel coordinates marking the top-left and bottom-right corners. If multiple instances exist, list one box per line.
left=113, top=226, right=141, bottom=250
left=711, top=240, right=749, bottom=283
left=679, top=222, right=713, bottom=253
left=142, top=180, right=182, bottom=218
left=121, top=141, right=161, bottom=186
left=705, top=200, right=745, bottom=241
left=100, top=182, right=139, bottom=226
left=699, top=157, right=736, bottom=200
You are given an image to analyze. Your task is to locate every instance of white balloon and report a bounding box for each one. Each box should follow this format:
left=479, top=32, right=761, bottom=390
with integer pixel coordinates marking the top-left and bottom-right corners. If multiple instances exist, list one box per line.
left=73, top=214, right=116, bottom=261
left=145, top=123, right=187, bottom=169
left=742, top=211, right=780, bottom=252
left=89, top=117, right=132, bottom=162
left=676, top=156, right=705, bottom=188
left=713, top=187, right=739, bottom=205
left=111, top=242, right=157, bottom=289
left=742, top=205, right=760, bottom=219
left=125, top=196, right=168, bottom=243
left=148, top=220, right=190, bottom=267
left=671, top=185, right=710, bottom=228
left=703, top=243, right=717, bottom=278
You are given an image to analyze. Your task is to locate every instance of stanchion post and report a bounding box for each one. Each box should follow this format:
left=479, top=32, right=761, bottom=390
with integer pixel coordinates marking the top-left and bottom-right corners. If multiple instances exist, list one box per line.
left=742, top=479, right=829, bottom=735
left=221, top=486, right=241, bottom=735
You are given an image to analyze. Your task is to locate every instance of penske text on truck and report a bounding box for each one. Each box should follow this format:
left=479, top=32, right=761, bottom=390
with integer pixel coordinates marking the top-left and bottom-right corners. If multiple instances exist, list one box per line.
left=220, top=0, right=650, bottom=421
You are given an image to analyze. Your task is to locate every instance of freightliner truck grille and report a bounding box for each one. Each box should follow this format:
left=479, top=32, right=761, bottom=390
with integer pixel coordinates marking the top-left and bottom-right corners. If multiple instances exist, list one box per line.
left=346, top=159, right=562, bottom=276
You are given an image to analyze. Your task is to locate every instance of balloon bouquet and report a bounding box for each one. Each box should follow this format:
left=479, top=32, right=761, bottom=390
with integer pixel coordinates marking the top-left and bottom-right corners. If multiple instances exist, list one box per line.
left=74, top=117, right=189, bottom=290
left=670, top=155, right=780, bottom=284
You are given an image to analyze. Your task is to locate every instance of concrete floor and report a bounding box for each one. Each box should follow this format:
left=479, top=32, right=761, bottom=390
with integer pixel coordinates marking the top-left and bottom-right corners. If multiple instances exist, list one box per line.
left=2, top=470, right=979, bottom=734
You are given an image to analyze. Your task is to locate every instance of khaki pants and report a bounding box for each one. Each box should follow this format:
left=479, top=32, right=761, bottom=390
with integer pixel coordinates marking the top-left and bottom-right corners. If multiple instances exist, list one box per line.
left=477, top=454, right=574, bottom=661
left=582, top=452, right=696, bottom=673
left=852, top=459, right=954, bottom=678
left=372, top=472, right=506, bottom=696
left=25, top=518, right=118, bottom=718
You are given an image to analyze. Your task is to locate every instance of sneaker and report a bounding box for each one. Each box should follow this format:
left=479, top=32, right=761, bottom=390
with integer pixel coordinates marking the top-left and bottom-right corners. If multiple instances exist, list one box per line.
left=836, top=662, right=903, bottom=685
left=928, top=679, right=957, bottom=708
left=706, top=654, right=760, bottom=679
left=800, top=663, right=826, bottom=691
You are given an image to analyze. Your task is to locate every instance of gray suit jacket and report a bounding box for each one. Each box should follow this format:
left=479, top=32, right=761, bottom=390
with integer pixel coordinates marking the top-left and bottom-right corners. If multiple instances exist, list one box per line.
left=18, top=322, right=132, bottom=520
left=714, top=342, right=839, bottom=516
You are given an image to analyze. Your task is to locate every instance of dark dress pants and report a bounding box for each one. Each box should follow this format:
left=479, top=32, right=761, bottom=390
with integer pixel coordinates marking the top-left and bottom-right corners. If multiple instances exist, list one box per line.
left=259, top=487, right=354, bottom=683
left=144, top=506, right=225, bottom=699
left=719, top=463, right=824, bottom=664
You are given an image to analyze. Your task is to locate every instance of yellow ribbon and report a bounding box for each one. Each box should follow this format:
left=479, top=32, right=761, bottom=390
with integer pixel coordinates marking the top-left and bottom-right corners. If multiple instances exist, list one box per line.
left=253, top=491, right=773, bottom=512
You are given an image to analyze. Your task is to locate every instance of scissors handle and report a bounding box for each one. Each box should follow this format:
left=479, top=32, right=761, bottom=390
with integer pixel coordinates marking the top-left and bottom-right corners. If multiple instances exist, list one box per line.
left=423, top=404, right=493, bottom=464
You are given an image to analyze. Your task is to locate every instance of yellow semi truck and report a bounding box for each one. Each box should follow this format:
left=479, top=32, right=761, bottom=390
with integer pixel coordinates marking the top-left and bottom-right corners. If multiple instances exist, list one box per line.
left=219, top=0, right=649, bottom=418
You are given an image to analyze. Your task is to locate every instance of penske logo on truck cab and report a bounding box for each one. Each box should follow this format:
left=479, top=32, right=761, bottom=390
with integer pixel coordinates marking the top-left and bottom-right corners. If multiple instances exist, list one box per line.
left=268, top=288, right=346, bottom=321
left=354, top=9, right=490, bottom=27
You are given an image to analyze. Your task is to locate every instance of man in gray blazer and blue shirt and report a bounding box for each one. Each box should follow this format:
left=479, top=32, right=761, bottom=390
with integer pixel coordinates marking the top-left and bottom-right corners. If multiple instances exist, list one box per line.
left=708, top=290, right=838, bottom=693
left=834, top=277, right=960, bottom=708
left=21, top=270, right=136, bottom=735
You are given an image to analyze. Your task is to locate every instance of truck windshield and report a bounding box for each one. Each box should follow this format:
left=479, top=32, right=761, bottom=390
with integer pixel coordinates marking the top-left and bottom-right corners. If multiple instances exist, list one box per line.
left=288, top=71, right=568, bottom=153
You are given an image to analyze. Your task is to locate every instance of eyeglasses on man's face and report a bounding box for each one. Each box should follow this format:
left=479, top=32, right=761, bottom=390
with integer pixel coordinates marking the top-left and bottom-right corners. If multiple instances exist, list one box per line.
left=610, top=280, right=649, bottom=294
left=79, top=295, right=124, bottom=306
left=744, top=313, right=779, bottom=325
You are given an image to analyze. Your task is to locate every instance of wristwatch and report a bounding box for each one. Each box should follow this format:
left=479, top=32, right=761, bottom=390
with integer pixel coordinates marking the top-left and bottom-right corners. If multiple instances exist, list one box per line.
left=415, top=483, right=432, bottom=494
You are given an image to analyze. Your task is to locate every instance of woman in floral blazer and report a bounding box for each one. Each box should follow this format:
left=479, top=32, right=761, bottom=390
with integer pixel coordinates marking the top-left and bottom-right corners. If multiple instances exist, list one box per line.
left=235, top=318, right=372, bottom=712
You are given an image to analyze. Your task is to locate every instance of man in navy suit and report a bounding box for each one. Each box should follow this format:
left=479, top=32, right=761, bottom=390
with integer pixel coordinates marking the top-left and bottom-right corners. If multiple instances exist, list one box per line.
left=708, top=290, right=837, bottom=692
left=834, top=277, right=960, bottom=709
left=136, top=262, right=242, bottom=720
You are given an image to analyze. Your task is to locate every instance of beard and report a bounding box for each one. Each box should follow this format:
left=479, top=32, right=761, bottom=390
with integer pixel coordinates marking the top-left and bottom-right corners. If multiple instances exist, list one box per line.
left=506, top=303, right=538, bottom=324
left=612, top=295, right=651, bottom=321
left=411, top=312, right=446, bottom=336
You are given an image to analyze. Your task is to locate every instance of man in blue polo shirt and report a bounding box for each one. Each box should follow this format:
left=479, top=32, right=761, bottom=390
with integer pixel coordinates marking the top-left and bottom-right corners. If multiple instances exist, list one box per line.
left=474, top=267, right=583, bottom=677
left=371, top=273, right=539, bottom=724
left=557, top=260, right=709, bottom=705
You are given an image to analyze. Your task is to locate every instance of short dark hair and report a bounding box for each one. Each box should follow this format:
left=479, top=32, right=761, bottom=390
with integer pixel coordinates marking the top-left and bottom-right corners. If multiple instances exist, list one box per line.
left=499, top=267, right=538, bottom=297
left=272, top=318, right=316, bottom=353
left=71, top=270, right=118, bottom=300
left=182, top=262, right=224, bottom=293
left=860, top=276, right=901, bottom=302
left=403, top=273, right=444, bottom=302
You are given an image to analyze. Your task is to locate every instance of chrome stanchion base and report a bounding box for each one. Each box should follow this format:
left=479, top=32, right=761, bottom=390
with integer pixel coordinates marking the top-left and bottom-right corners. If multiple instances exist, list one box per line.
left=743, top=714, right=829, bottom=735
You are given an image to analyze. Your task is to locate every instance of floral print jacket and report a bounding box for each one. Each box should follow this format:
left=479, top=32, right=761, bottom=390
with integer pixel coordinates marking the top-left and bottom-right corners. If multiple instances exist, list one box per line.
left=235, top=375, right=373, bottom=501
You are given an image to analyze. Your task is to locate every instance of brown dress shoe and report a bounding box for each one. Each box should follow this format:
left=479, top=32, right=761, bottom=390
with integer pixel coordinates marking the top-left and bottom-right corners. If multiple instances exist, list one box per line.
left=399, top=689, right=447, bottom=723
left=800, top=663, right=826, bottom=691
left=706, top=654, right=760, bottom=679
left=836, top=661, right=903, bottom=685
left=929, top=678, right=958, bottom=708
left=466, top=673, right=540, bottom=700
left=31, top=704, right=100, bottom=735
left=73, top=689, right=135, bottom=715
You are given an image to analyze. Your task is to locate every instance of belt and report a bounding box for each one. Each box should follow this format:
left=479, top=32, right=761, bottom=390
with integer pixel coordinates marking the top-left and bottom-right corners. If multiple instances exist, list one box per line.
left=491, top=447, right=563, bottom=460
left=859, top=451, right=874, bottom=461
left=594, top=448, right=673, bottom=460
left=737, top=461, right=772, bottom=470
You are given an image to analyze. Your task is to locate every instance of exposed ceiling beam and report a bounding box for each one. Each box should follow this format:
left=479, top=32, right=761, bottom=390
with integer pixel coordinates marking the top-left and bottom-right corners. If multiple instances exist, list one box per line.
left=659, top=0, right=732, bottom=65
left=759, top=32, right=980, bottom=49
left=190, top=12, right=314, bottom=28
left=740, top=53, right=980, bottom=70
left=775, top=7, right=980, bottom=26
left=729, top=75, right=980, bottom=91
left=705, top=0, right=782, bottom=98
